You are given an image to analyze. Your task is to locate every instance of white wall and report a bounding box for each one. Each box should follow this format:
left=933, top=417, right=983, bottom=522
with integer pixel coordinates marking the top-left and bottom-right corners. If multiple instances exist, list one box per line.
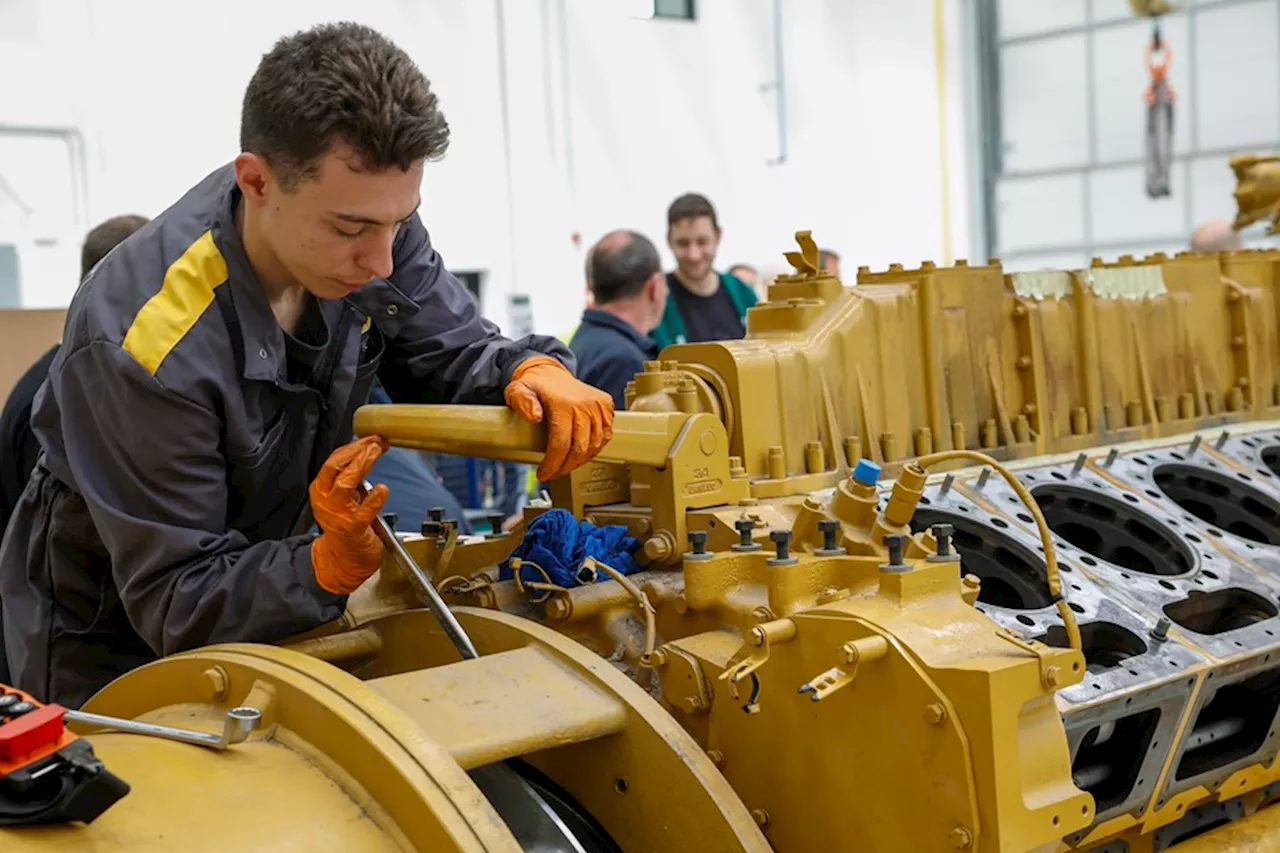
left=0, top=0, right=968, bottom=330
left=991, top=0, right=1280, bottom=272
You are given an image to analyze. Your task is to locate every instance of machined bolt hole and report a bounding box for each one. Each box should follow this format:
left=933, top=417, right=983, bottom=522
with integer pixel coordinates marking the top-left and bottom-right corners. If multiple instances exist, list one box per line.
left=992, top=518, right=1008, bottom=529
left=1081, top=556, right=1097, bottom=566
left=1017, top=512, right=1033, bottom=523
left=1124, top=493, right=1140, bottom=503
left=614, top=777, right=629, bottom=794
left=1203, top=570, right=1219, bottom=580
left=1136, top=458, right=1149, bottom=466
left=1052, top=472, right=1067, bottom=481
left=1186, top=533, right=1202, bottom=543
left=1017, top=614, right=1035, bottom=626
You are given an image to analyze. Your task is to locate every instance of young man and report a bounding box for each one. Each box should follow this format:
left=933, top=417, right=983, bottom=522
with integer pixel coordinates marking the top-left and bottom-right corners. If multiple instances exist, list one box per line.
left=652, top=193, right=757, bottom=349
left=0, top=23, right=613, bottom=706
left=0, top=213, right=149, bottom=685
left=569, top=230, right=667, bottom=409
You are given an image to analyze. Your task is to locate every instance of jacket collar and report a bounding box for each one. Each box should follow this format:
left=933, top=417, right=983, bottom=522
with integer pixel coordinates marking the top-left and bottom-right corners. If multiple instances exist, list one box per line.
left=210, top=168, right=290, bottom=382
left=580, top=308, right=659, bottom=356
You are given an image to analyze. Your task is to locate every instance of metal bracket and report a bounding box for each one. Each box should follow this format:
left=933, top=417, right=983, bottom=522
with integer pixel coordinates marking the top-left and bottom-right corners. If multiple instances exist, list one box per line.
left=798, top=635, right=890, bottom=702
left=718, top=618, right=797, bottom=714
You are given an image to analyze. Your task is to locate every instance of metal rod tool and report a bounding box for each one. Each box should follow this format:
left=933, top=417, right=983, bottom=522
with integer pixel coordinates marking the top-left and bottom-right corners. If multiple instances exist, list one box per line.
left=363, top=481, right=480, bottom=660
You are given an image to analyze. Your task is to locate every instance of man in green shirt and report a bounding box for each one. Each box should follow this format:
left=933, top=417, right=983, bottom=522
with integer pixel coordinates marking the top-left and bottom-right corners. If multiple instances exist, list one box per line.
left=652, top=193, right=757, bottom=349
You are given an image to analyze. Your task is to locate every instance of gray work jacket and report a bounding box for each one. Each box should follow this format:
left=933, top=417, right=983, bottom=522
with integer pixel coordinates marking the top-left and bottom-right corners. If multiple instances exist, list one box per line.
left=0, top=164, right=570, bottom=707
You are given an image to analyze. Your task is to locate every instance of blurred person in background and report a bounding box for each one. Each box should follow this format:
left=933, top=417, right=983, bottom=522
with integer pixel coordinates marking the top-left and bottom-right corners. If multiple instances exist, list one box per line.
left=820, top=248, right=841, bottom=278
left=569, top=230, right=666, bottom=410
left=1190, top=219, right=1243, bottom=253
left=0, top=214, right=150, bottom=536
left=728, top=263, right=758, bottom=289
left=652, top=193, right=757, bottom=348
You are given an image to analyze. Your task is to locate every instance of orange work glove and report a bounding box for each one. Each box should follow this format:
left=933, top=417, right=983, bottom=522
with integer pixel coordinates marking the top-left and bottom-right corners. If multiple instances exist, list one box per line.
left=310, top=435, right=391, bottom=595
left=504, top=356, right=614, bottom=482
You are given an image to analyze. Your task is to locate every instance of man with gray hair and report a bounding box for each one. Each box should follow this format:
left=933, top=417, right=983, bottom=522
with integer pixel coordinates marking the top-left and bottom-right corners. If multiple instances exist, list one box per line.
left=569, top=230, right=668, bottom=409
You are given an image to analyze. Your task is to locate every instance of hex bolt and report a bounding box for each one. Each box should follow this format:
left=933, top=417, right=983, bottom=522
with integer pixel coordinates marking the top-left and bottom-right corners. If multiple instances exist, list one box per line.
left=382, top=513, right=399, bottom=532
left=884, top=533, right=907, bottom=567
left=1104, top=448, right=1119, bottom=467
left=932, top=523, right=955, bottom=558
left=689, top=530, right=709, bottom=555
left=429, top=507, right=445, bottom=523
left=1151, top=617, right=1171, bottom=642
left=421, top=520, right=440, bottom=537
left=733, top=517, right=761, bottom=551
left=818, top=519, right=840, bottom=552
left=1216, top=430, right=1230, bottom=450
left=487, top=512, right=506, bottom=535
left=770, top=530, right=792, bottom=562
left=1188, top=435, right=1202, bottom=457
left=975, top=468, right=991, bottom=490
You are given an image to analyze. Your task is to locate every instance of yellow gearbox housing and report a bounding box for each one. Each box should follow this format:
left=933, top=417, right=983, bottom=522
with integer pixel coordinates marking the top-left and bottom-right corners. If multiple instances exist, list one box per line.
left=9, top=220, right=1280, bottom=851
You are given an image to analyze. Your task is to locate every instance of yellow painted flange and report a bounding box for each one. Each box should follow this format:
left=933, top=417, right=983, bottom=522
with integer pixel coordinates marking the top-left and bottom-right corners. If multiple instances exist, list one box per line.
left=361, top=606, right=772, bottom=852
left=1, top=643, right=522, bottom=852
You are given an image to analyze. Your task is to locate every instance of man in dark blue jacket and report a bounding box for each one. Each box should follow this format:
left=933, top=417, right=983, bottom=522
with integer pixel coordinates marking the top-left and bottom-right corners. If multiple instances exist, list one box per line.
left=0, top=22, right=613, bottom=706
left=569, top=230, right=667, bottom=410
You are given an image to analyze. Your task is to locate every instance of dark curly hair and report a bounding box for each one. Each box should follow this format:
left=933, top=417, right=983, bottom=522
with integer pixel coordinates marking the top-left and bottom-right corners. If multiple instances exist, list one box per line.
left=240, top=22, right=450, bottom=189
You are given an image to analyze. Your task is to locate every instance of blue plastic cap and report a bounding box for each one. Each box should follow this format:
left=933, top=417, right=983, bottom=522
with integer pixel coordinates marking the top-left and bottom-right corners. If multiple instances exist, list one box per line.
left=852, top=458, right=882, bottom=486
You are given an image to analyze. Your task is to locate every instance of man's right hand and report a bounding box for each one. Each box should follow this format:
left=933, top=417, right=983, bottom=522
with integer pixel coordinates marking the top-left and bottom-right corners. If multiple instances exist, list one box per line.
left=310, top=435, right=391, bottom=595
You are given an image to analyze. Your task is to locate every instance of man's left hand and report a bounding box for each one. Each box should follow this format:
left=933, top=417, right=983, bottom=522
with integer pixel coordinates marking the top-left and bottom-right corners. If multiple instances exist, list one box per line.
left=504, top=356, right=614, bottom=481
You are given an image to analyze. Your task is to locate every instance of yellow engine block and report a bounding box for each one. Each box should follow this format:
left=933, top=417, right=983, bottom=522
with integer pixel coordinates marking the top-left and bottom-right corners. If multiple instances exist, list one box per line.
left=8, top=228, right=1280, bottom=852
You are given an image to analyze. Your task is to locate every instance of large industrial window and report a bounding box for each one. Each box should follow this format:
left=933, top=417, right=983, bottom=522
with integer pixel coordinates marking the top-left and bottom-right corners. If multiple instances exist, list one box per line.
left=973, top=0, right=1280, bottom=272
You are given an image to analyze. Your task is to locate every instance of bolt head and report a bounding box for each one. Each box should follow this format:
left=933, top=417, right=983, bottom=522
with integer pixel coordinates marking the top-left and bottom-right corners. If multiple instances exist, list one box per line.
left=203, top=666, right=229, bottom=702
left=925, top=703, right=947, bottom=725
left=950, top=826, right=973, bottom=848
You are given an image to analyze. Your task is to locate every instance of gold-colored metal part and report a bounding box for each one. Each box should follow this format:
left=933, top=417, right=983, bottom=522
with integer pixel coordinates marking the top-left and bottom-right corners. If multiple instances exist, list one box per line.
left=21, top=227, right=1280, bottom=851
left=1231, top=154, right=1280, bottom=233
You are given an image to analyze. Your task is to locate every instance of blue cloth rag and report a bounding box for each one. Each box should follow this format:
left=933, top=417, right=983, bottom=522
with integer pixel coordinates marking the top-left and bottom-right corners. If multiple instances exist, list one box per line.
left=499, top=509, right=642, bottom=587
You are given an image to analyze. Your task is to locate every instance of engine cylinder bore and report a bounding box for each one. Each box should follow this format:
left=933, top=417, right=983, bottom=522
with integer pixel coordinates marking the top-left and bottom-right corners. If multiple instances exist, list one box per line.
left=1031, top=485, right=1193, bottom=576
left=1153, top=463, right=1280, bottom=546
left=1041, top=621, right=1148, bottom=674
left=1264, top=446, right=1280, bottom=480
left=910, top=510, right=1052, bottom=610
left=1162, top=588, right=1278, bottom=636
